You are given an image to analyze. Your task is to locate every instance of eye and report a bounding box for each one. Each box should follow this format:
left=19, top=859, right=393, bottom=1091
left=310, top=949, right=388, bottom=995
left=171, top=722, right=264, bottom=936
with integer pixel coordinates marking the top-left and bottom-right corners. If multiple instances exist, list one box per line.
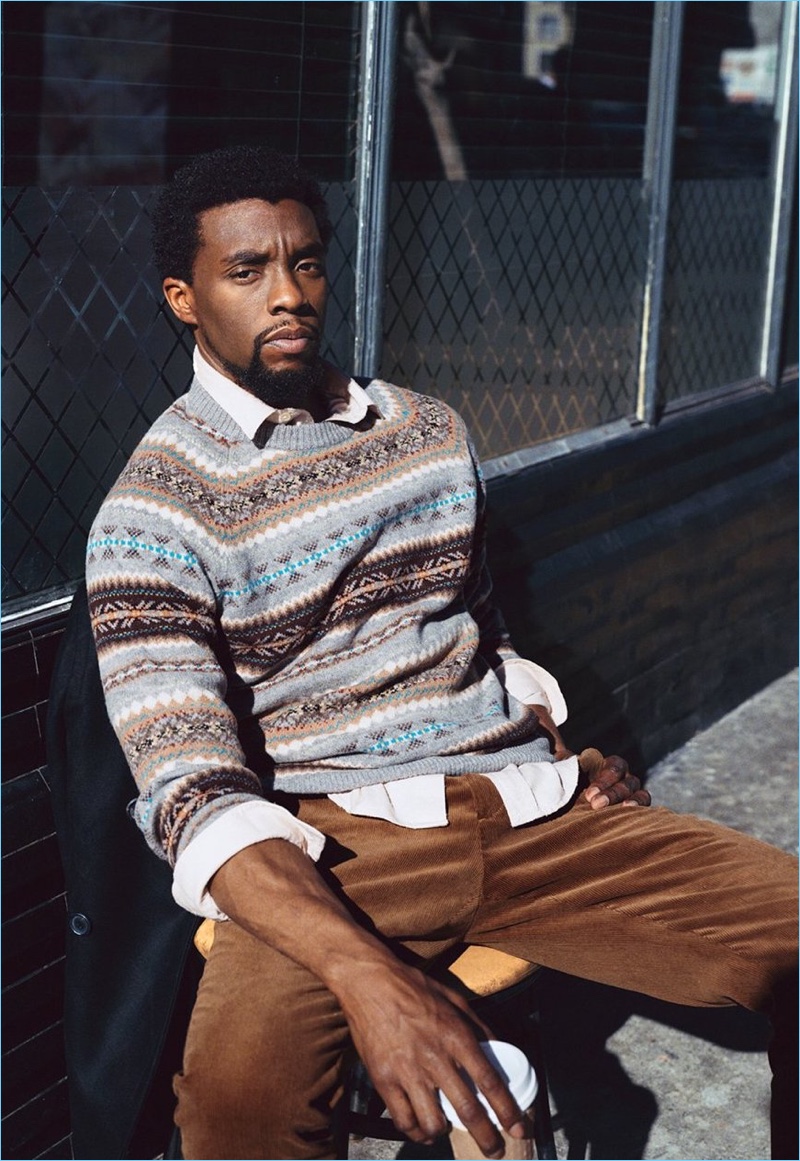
left=230, top=267, right=258, bottom=282
left=297, top=259, right=325, bottom=278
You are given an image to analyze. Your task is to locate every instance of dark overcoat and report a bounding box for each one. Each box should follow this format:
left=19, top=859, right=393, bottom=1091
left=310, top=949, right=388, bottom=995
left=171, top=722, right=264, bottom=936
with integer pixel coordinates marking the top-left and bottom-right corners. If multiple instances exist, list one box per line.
left=46, top=583, right=199, bottom=1159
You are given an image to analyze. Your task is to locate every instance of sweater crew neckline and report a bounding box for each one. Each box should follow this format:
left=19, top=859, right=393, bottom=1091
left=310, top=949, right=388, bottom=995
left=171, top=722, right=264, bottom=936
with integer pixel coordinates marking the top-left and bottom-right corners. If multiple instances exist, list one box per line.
left=185, top=380, right=374, bottom=452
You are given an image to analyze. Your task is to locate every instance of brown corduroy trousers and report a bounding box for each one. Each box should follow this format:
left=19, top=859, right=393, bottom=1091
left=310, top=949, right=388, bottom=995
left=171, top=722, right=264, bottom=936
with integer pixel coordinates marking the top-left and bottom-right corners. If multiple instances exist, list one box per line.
left=174, top=776, right=798, bottom=1160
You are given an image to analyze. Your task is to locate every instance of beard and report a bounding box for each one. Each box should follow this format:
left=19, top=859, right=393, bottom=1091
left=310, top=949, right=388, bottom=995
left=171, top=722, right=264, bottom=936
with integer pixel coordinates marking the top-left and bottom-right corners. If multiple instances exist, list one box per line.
left=211, top=336, right=327, bottom=411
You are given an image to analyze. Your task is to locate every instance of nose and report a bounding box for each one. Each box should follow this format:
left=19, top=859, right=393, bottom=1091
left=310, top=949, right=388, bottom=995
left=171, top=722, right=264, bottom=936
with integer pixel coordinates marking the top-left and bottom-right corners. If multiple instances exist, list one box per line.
left=268, top=264, right=308, bottom=314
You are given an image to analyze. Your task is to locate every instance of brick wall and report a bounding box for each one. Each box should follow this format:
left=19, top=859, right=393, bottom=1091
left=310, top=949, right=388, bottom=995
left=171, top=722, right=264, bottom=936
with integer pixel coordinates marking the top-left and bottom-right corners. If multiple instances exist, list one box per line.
left=485, top=381, right=798, bottom=769
left=2, top=606, right=73, bottom=1159
left=1, top=379, right=796, bottom=1159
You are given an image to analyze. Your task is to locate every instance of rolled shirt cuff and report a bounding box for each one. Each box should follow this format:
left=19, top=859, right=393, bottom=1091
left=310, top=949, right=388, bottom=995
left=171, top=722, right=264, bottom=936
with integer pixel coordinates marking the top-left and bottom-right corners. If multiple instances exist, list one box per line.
left=171, top=800, right=327, bottom=919
left=495, top=657, right=568, bottom=725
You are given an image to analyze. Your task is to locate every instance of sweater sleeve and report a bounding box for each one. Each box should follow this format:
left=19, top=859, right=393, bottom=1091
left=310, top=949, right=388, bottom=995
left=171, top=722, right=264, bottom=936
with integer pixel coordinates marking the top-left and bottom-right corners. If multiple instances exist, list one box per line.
left=461, top=433, right=522, bottom=668
left=86, top=488, right=274, bottom=868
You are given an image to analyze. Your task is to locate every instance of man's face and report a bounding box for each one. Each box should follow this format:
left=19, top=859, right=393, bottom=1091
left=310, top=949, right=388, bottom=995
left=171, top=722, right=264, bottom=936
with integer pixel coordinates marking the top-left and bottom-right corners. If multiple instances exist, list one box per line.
left=164, top=198, right=329, bottom=409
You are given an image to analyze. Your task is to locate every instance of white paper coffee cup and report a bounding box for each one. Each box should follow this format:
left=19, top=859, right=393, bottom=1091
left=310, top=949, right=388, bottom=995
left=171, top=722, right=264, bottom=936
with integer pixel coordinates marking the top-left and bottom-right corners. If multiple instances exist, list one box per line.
left=439, top=1040, right=538, bottom=1159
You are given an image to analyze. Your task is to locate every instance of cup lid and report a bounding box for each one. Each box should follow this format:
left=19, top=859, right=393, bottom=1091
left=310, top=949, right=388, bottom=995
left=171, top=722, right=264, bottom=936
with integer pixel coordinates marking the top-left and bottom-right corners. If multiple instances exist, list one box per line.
left=438, top=1040, right=538, bottom=1130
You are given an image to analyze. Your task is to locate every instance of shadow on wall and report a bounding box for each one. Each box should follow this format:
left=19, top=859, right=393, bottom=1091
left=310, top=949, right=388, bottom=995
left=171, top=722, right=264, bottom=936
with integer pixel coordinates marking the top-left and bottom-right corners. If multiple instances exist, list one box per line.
left=484, top=505, right=649, bottom=780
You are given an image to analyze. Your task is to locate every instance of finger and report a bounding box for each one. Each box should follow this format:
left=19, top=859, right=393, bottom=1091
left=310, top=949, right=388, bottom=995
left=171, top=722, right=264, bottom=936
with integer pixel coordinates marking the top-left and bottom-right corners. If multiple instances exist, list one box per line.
left=380, top=1085, right=431, bottom=1143
left=578, top=747, right=605, bottom=777
left=404, top=1081, right=455, bottom=1146
left=600, top=775, right=641, bottom=804
left=369, top=1055, right=453, bottom=1145
left=438, top=1075, right=507, bottom=1159
left=613, top=773, right=641, bottom=799
left=588, top=756, right=630, bottom=791
left=470, top=1059, right=527, bottom=1142
left=585, top=788, right=610, bottom=809
left=622, top=788, right=652, bottom=807
left=584, top=777, right=629, bottom=804
left=443, top=1056, right=525, bottom=1158
left=394, top=1045, right=511, bottom=1157
left=586, top=774, right=643, bottom=809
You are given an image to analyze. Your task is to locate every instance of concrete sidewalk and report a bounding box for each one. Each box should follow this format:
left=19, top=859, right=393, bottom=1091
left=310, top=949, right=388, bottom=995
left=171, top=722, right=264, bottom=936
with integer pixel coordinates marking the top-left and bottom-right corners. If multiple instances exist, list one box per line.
left=349, top=669, right=798, bottom=1161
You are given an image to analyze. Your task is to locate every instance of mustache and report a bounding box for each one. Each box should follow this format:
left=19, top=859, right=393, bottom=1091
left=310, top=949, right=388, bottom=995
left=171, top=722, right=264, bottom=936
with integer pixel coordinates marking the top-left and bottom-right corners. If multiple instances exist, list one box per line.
left=255, top=310, right=320, bottom=349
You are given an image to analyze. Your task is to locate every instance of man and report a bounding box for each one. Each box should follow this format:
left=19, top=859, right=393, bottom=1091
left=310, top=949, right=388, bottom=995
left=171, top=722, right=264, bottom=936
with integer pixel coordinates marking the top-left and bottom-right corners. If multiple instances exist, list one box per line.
left=86, top=145, right=797, bottom=1160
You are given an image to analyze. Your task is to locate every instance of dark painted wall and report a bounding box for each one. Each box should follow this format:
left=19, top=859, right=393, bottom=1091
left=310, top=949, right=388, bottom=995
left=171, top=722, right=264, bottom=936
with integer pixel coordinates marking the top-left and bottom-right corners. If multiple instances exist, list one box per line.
left=2, top=379, right=797, bottom=1158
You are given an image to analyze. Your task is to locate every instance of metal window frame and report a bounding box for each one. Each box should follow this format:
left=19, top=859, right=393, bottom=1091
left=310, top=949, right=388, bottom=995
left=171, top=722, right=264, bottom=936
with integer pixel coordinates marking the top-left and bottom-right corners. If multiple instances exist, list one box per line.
left=761, top=0, right=798, bottom=387
left=353, top=0, right=398, bottom=378
left=637, top=0, right=798, bottom=419
left=636, top=0, right=684, bottom=426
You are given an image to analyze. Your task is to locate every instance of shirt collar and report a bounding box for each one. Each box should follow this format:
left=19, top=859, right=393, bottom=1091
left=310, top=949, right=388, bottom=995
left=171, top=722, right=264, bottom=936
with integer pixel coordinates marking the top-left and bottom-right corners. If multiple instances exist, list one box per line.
left=192, top=347, right=380, bottom=441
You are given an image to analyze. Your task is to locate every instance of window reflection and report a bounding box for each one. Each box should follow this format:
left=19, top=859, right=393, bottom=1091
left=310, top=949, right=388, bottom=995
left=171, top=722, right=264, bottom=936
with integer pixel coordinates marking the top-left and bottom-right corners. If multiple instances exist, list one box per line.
left=674, top=1, right=782, bottom=178
left=392, top=1, right=783, bottom=182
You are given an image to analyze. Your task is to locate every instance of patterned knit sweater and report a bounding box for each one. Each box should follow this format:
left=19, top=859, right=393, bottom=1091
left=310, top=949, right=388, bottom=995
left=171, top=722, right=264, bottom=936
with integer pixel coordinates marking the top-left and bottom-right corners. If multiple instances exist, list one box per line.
left=86, top=379, right=552, bottom=865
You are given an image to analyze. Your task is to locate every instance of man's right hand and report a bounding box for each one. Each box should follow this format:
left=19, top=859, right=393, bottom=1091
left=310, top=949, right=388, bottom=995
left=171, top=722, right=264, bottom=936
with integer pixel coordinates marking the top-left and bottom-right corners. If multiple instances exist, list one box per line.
left=209, top=838, right=525, bottom=1158
left=332, top=955, right=527, bottom=1156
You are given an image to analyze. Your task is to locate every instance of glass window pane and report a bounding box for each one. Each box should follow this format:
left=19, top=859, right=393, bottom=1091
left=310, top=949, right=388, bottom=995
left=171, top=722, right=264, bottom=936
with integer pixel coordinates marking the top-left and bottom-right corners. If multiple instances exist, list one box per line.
left=658, top=1, right=785, bottom=407
left=384, top=2, right=654, bottom=461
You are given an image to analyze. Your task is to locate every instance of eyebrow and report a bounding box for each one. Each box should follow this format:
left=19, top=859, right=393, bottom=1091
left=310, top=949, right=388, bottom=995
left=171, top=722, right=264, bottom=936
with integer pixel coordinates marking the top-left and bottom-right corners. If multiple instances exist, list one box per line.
left=221, top=242, right=327, bottom=267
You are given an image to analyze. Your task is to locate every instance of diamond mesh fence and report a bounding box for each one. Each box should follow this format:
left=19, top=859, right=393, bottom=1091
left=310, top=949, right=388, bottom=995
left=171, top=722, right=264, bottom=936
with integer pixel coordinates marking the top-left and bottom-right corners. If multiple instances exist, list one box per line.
left=657, top=177, right=773, bottom=407
left=381, top=178, right=647, bottom=462
left=1, top=171, right=779, bottom=610
left=1, top=183, right=356, bottom=607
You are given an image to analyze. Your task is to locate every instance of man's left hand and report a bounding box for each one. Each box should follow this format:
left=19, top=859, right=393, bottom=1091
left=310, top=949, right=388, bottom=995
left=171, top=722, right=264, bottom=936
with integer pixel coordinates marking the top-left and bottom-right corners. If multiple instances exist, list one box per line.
left=531, top=705, right=651, bottom=809
left=579, top=748, right=651, bottom=809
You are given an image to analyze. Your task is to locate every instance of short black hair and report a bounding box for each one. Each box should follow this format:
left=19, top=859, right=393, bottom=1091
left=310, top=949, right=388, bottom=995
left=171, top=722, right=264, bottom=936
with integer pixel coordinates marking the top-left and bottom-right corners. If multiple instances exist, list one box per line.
left=151, top=145, right=333, bottom=283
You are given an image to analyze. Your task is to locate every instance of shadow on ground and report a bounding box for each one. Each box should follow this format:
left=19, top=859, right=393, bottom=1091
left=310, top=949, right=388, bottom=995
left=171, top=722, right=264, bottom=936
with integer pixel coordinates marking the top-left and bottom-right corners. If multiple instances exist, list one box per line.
left=537, top=970, right=769, bottom=1161
left=381, top=970, right=768, bottom=1161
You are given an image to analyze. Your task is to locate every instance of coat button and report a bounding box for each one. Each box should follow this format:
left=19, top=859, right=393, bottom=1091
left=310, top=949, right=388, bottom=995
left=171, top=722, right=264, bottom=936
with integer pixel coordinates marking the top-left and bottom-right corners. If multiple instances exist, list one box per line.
left=69, top=913, right=92, bottom=936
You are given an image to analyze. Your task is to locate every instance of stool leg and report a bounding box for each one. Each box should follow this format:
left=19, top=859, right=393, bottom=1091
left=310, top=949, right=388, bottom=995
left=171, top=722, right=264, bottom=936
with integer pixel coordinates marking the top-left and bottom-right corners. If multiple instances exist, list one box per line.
left=526, top=1019, right=557, bottom=1160
left=471, top=975, right=558, bottom=1160
left=164, top=1124, right=184, bottom=1159
left=520, top=993, right=557, bottom=1160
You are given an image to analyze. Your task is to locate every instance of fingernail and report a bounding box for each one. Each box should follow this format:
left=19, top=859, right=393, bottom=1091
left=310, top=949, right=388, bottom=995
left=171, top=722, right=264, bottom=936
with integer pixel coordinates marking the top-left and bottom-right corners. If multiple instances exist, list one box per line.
left=509, top=1120, right=526, bottom=1139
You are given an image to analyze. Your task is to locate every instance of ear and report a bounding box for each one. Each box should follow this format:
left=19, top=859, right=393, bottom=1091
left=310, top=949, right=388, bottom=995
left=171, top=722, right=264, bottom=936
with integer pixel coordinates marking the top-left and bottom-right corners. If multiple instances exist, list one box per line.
left=163, top=277, right=198, bottom=326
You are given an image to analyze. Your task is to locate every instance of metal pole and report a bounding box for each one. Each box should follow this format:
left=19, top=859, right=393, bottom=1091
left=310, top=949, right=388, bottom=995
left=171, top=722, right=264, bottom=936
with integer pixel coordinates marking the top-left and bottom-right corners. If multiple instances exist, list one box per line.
left=760, top=2, right=798, bottom=388
left=636, top=1, right=684, bottom=425
left=353, top=1, right=398, bottom=378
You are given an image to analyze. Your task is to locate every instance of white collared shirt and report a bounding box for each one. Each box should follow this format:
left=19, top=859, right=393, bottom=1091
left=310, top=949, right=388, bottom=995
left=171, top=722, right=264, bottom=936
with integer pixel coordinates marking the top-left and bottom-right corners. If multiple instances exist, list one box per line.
left=173, top=351, right=579, bottom=917
left=193, top=346, right=378, bottom=435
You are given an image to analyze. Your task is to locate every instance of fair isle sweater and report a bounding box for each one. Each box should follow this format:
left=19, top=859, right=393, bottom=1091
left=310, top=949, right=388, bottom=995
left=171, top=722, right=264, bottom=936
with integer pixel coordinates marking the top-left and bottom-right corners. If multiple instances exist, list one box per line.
left=86, top=378, right=555, bottom=866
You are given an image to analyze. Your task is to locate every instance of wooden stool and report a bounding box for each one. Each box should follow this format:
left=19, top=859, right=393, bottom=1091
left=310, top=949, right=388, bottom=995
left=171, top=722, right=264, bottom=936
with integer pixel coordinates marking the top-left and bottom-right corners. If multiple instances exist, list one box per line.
left=193, top=922, right=557, bottom=1159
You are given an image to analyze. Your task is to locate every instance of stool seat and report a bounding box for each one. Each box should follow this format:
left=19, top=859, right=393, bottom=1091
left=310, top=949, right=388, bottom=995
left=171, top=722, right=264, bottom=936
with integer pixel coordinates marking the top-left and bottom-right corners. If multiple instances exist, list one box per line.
left=194, top=917, right=215, bottom=960
left=446, top=945, right=538, bottom=997
left=195, top=921, right=537, bottom=998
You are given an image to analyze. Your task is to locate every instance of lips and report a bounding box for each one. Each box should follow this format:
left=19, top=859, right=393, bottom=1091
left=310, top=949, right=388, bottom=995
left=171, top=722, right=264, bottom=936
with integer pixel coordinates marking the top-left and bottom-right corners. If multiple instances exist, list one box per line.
left=262, top=328, right=317, bottom=354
